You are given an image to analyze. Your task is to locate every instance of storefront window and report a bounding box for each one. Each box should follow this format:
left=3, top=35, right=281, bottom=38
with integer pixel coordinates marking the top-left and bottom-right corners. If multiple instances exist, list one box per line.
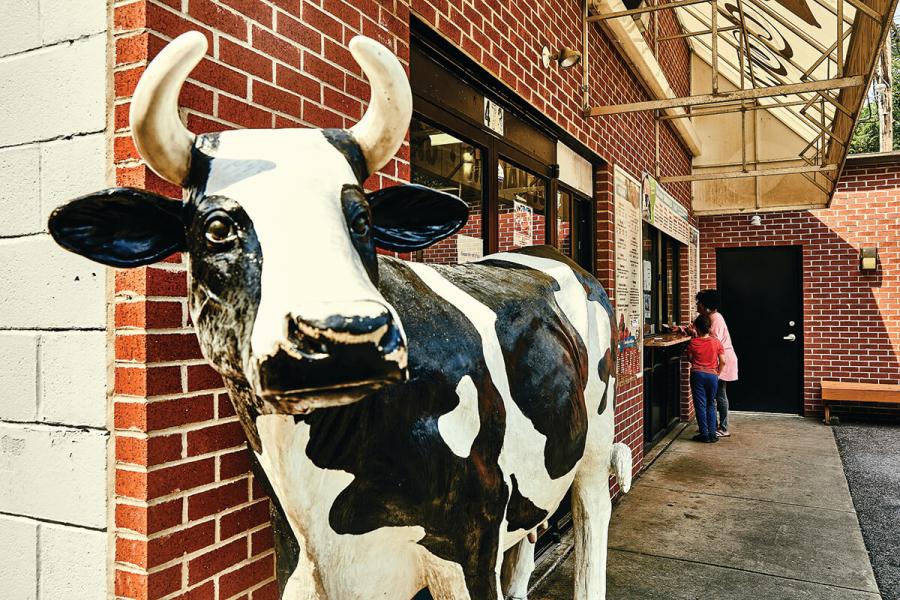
left=643, top=224, right=681, bottom=334
left=556, top=189, right=573, bottom=257
left=497, top=159, right=546, bottom=252
left=409, top=118, right=484, bottom=263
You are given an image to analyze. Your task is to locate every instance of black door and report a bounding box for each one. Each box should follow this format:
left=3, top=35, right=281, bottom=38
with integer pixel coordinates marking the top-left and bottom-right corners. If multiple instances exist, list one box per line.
left=716, top=247, right=803, bottom=413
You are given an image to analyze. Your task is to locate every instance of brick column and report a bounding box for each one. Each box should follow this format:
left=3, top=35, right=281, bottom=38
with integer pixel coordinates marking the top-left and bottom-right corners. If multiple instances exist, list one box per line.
left=112, top=3, right=276, bottom=598
left=109, top=1, right=410, bottom=597
left=595, top=162, right=644, bottom=487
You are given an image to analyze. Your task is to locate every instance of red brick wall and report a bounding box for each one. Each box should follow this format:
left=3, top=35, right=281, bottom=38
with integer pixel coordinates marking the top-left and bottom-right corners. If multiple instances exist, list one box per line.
left=699, top=156, right=900, bottom=418
left=111, top=1, right=693, bottom=597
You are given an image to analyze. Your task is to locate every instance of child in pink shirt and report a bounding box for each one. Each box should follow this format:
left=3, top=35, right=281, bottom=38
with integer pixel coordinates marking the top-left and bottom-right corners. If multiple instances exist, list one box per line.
left=696, top=290, right=738, bottom=437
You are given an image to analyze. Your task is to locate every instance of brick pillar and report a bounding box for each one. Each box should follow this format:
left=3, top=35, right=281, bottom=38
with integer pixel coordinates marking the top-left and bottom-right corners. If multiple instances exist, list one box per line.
left=112, top=3, right=276, bottom=598
left=595, top=162, right=644, bottom=487
left=109, top=1, right=410, bottom=597
left=594, top=163, right=615, bottom=293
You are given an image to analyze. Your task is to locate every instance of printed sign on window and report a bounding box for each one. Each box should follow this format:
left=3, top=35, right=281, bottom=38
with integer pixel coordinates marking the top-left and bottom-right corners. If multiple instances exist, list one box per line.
left=456, top=234, right=483, bottom=263
left=513, top=199, right=533, bottom=247
left=484, top=98, right=504, bottom=135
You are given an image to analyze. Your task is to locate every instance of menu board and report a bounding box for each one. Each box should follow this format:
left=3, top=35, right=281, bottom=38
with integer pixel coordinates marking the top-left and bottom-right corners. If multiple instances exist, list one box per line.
left=643, top=174, right=690, bottom=245
left=614, top=167, right=643, bottom=379
left=689, top=226, right=700, bottom=308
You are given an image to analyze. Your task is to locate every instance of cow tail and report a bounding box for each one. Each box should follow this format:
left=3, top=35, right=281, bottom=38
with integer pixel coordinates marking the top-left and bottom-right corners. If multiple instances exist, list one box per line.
left=609, top=443, right=632, bottom=493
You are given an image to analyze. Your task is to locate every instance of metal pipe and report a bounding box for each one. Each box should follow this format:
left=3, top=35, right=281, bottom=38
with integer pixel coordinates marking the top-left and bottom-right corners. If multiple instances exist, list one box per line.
left=587, top=0, right=710, bottom=21
left=837, top=0, right=844, bottom=77
left=660, top=98, right=810, bottom=119
left=659, top=25, right=737, bottom=41
left=583, top=0, right=590, bottom=111
left=711, top=0, right=719, bottom=94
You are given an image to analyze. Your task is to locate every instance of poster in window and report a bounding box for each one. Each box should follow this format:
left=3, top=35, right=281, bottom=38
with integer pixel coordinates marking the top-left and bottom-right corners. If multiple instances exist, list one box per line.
left=614, top=166, right=643, bottom=379
left=457, top=234, right=483, bottom=263
left=484, top=98, right=504, bottom=135
left=513, top=198, right=533, bottom=247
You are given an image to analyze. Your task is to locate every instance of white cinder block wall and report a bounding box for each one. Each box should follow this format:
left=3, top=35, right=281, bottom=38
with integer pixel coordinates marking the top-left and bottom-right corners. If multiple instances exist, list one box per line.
left=0, top=1, right=110, bottom=598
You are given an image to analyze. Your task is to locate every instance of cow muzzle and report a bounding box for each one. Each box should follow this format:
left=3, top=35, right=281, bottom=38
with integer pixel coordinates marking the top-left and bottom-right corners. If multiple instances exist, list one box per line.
left=254, top=301, right=408, bottom=413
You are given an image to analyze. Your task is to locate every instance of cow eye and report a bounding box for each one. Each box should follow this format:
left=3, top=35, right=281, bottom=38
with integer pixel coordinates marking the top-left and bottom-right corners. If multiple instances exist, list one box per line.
left=205, top=214, right=237, bottom=246
left=351, top=213, right=370, bottom=237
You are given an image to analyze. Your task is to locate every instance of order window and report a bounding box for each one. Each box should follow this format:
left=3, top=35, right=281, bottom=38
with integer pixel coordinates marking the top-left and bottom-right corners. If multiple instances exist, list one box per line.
left=643, top=223, right=681, bottom=335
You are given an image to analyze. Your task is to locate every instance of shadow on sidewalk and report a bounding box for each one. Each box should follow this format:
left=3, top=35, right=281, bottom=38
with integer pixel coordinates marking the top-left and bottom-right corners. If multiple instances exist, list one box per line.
left=530, top=412, right=880, bottom=600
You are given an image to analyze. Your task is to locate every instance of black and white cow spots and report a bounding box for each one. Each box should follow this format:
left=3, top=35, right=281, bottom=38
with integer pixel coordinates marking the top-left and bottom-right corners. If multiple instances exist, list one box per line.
left=247, top=248, right=619, bottom=599
left=46, top=32, right=633, bottom=600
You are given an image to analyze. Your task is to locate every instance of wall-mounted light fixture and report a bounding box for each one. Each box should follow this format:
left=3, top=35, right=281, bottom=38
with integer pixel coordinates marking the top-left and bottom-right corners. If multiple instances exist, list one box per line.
left=860, top=247, right=878, bottom=271
left=541, top=46, right=582, bottom=69
left=749, top=214, right=762, bottom=227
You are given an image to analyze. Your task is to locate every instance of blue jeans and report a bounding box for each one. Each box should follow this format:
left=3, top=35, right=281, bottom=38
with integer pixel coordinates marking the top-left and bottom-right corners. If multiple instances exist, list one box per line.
left=716, top=380, right=729, bottom=431
left=692, top=371, right=719, bottom=440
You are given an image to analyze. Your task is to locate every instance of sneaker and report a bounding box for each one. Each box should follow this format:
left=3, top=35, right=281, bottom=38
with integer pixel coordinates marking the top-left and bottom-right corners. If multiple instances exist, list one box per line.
left=705, top=436, right=719, bottom=443
left=717, top=429, right=731, bottom=438
left=691, top=434, right=706, bottom=442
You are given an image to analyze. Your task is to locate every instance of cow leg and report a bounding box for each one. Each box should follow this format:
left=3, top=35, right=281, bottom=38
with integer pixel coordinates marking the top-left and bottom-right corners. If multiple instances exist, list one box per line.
left=570, top=469, right=613, bottom=600
left=421, top=555, right=471, bottom=600
left=500, top=537, right=535, bottom=600
left=421, top=535, right=505, bottom=600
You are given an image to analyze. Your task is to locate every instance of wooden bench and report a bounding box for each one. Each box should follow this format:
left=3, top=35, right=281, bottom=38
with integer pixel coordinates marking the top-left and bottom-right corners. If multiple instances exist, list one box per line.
left=821, top=380, right=900, bottom=424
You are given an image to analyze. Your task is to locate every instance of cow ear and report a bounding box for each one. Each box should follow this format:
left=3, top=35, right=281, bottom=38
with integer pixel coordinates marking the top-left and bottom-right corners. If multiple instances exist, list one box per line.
left=49, top=187, right=187, bottom=268
left=367, top=184, right=469, bottom=252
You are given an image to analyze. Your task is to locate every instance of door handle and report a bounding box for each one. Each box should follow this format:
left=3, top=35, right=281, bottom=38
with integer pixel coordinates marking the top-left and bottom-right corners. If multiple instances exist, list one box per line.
left=783, top=333, right=797, bottom=341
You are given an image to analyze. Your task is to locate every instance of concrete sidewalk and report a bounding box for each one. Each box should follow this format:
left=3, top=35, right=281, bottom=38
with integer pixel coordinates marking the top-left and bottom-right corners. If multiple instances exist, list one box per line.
left=530, top=412, right=881, bottom=599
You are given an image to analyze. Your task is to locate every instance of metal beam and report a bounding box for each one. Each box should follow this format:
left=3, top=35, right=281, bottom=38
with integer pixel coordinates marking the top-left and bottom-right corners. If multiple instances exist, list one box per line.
left=660, top=98, right=811, bottom=119
left=801, top=170, right=836, bottom=195
left=808, top=0, right=856, bottom=25
left=586, top=76, right=865, bottom=115
left=801, top=27, right=853, bottom=80
left=682, top=3, right=843, bottom=127
left=686, top=27, right=835, bottom=130
left=695, top=156, right=823, bottom=167
left=837, top=0, right=844, bottom=77
left=660, top=163, right=838, bottom=183
left=587, top=0, right=710, bottom=21
left=740, top=0, right=834, bottom=59
left=711, top=0, right=719, bottom=93
left=658, top=25, right=738, bottom=41
left=844, top=0, right=882, bottom=20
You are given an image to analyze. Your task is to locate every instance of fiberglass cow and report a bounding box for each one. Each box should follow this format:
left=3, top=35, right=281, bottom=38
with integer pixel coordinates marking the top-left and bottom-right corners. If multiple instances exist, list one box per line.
left=48, top=32, right=631, bottom=600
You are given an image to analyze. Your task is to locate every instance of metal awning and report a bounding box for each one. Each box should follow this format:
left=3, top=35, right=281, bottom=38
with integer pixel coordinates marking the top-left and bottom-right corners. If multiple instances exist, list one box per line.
left=584, top=0, right=898, bottom=213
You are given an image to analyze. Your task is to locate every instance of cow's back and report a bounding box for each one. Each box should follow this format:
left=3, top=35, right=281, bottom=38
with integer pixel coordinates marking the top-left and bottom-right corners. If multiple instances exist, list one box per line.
left=264, top=247, right=616, bottom=595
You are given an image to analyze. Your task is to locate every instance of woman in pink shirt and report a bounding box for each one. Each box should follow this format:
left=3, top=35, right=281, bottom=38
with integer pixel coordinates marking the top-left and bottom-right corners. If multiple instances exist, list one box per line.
left=696, top=290, right=739, bottom=437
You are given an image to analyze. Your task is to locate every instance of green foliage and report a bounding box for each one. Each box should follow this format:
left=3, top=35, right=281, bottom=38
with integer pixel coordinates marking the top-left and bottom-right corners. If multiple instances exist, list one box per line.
left=849, top=29, right=900, bottom=153
left=850, top=102, right=880, bottom=154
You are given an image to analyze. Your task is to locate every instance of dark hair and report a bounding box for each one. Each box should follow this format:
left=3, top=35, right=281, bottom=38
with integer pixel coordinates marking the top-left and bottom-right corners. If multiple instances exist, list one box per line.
left=696, top=289, right=721, bottom=311
left=694, top=313, right=712, bottom=335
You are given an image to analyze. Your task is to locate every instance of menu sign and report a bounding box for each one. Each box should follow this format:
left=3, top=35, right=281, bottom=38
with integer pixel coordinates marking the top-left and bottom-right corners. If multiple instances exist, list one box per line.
left=614, top=166, right=643, bottom=379
left=642, top=174, right=690, bottom=245
left=689, top=227, right=700, bottom=308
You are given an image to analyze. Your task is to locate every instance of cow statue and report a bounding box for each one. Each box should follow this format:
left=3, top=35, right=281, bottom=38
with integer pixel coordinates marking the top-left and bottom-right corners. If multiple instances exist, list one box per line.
left=48, top=31, right=632, bottom=600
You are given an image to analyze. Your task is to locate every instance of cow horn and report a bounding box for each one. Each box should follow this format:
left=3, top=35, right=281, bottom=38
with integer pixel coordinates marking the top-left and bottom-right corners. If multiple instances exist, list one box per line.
left=348, top=37, right=412, bottom=177
left=130, top=32, right=207, bottom=186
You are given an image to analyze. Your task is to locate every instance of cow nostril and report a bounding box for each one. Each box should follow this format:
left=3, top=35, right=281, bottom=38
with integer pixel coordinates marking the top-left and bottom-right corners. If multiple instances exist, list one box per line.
left=378, top=324, right=403, bottom=354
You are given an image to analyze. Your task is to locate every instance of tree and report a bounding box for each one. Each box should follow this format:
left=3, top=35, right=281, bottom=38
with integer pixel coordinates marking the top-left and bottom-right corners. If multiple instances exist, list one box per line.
left=850, top=25, right=900, bottom=153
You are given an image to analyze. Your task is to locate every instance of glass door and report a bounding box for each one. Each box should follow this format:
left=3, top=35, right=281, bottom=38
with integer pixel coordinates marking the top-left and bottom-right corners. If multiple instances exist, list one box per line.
left=556, top=185, right=593, bottom=271
left=409, top=117, right=486, bottom=263
left=497, top=158, right=548, bottom=252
